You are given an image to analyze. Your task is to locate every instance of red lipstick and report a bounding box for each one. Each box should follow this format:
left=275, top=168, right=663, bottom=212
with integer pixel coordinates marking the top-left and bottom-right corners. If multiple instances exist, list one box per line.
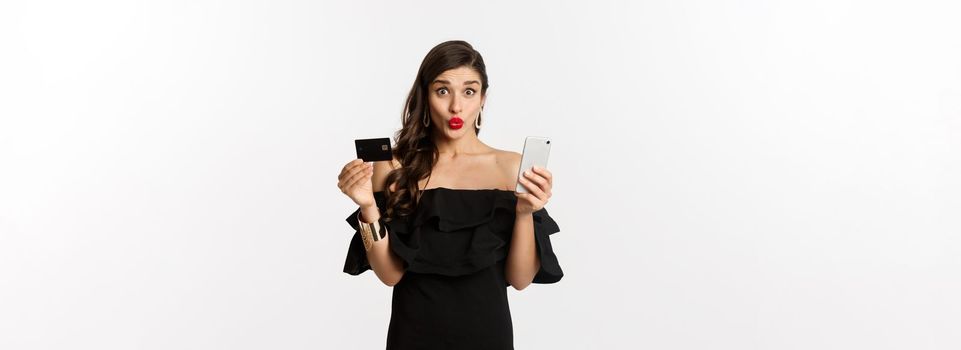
left=449, top=117, right=463, bottom=130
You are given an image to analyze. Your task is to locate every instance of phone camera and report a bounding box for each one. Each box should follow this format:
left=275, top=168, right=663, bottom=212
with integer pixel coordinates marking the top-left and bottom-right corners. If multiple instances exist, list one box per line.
left=546, top=140, right=551, bottom=144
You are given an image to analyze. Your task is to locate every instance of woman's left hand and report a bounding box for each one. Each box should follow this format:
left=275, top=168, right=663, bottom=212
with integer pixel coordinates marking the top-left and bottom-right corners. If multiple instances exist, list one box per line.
left=516, top=166, right=553, bottom=215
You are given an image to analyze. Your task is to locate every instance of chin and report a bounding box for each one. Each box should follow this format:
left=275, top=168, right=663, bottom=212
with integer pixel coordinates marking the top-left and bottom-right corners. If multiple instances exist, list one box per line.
left=437, top=126, right=464, bottom=138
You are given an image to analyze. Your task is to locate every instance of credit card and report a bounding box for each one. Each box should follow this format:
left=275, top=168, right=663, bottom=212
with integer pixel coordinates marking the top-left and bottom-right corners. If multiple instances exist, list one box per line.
left=355, top=138, right=393, bottom=162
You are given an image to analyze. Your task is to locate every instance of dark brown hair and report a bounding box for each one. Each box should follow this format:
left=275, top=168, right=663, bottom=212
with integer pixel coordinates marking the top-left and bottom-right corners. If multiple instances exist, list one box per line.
left=383, top=40, right=490, bottom=220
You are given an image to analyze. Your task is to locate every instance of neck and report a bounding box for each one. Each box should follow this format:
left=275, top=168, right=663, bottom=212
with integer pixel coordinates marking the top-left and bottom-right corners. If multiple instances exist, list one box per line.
left=432, top=130, right=487, bottom=156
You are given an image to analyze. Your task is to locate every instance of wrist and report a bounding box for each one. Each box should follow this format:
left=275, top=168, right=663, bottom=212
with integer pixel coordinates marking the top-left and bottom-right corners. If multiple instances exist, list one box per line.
left=360, top=205, right=381, bottom=223
left=357, top=209, right=387, bottom=251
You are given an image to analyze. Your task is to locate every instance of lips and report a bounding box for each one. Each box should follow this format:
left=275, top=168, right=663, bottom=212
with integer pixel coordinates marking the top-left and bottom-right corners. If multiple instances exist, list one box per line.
left=448, top=116, right=464, bottom=130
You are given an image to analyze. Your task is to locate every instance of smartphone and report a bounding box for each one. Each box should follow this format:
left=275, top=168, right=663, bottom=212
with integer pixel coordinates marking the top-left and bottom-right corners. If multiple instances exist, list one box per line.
left=515, top=136, right=551, bottom=193
left=355, top=138, right=393, bottom=162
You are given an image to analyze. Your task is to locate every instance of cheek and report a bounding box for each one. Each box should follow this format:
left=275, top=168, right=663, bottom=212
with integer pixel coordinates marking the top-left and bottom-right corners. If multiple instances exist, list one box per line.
left=427, top=96, right=443, bottom=112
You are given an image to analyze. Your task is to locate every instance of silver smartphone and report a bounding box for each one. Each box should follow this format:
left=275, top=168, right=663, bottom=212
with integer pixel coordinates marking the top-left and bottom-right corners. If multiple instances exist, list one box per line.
left=515, top=136, right=552, bottom=193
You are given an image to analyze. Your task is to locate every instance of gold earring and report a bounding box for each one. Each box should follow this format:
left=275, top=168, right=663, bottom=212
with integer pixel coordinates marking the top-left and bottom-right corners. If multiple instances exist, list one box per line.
left=423, top=110, right=430, bottom=127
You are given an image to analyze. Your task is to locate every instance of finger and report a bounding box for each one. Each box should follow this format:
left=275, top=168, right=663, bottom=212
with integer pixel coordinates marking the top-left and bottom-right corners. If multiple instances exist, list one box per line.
left=526, top=169, right=552, bottom=198
left=345, top=171, right=372, bottom=192
left=339, top=159, right=365, bottom=176
left=339, top=161, right=371, bottom=182
left=340, top=163, right=371, bottom=187
left=344, top=176, right=370, bottom=195
left=516, top=192, right=544, bottom=211
left=344, top=165, right=373, bottom=191
left=519, top=173, right=547, bottom=201
left=524, top=170, right=550, bottom=192
left=533, top=166, right=553, bottom=185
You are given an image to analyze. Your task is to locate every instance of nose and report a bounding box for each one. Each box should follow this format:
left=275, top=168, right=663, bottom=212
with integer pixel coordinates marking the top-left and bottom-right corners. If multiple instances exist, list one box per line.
left=448, top=94, right=462, bottom=115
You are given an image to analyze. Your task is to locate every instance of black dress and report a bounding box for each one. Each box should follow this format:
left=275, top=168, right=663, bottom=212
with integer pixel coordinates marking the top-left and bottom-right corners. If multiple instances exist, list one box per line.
left=343, top=188, right=564, bottom=350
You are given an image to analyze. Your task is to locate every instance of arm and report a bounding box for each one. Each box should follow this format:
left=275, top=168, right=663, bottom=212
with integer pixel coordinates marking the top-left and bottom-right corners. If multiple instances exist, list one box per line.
left=364, top=159, right=406, bottom=286
left=505, top=213, right=541, bottom=290
left=503, top=150, right=554, bottom=290
left=359, top=204, right=406, bottom=287
left=338, top=157, right=406, bottom=287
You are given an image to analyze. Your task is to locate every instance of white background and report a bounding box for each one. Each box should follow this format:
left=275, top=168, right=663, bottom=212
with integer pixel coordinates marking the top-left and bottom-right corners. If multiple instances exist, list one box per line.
left=2, top=0, right=960, bottom=349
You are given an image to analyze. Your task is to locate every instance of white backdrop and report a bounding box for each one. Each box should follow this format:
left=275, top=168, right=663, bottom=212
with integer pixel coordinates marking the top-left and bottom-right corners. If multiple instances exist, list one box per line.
left=2, top=1, right=960, bottom=349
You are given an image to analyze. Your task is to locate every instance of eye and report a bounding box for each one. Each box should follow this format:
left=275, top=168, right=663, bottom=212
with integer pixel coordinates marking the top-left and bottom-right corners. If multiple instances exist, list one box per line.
left=436, top=87, right=448, bottom=95
left=465, top=89, right=476, bottom=96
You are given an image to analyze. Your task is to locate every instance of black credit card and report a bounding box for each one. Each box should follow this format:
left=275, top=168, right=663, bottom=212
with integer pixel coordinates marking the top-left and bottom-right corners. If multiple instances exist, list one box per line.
left=355, top=138, right=393, bottom=162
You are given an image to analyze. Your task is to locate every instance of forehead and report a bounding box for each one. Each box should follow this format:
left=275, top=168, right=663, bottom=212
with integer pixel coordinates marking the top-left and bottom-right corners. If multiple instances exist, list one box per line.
left=432, top=66, right=481, bottom=84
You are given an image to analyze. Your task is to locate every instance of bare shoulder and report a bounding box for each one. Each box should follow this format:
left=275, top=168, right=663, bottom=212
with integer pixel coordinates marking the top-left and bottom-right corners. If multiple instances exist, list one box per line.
left=371, top=157, right=401, bottom=192
left=493, top=149, right=522, bottom=188
left=494, top=149, right=521, bottom=168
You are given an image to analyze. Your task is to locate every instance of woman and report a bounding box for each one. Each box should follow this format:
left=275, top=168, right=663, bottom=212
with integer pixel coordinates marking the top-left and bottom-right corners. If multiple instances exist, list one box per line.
left=337, top=40, right=563, bottom=350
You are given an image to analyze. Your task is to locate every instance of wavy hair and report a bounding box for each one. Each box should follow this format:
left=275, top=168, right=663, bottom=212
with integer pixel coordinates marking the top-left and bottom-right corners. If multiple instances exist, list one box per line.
left=383, top=40, right=490, bottom=220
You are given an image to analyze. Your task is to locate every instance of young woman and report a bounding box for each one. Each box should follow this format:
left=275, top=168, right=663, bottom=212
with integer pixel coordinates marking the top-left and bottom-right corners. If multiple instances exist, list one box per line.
left=337, top=40, right=563, bottom=350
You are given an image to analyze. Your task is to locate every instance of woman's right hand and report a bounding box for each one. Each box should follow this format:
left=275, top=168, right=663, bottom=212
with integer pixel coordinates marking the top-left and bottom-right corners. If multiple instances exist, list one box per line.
left=338, top=159, right=375, bottom=209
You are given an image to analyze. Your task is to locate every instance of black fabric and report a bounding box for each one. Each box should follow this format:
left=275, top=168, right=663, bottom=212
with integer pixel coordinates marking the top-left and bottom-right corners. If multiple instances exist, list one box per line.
left=342, top=188, right=564, bottom=349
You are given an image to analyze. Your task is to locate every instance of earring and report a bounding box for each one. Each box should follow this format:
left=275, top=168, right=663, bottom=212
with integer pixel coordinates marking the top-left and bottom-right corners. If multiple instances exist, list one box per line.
left=423, top=110, right=430, bottom=127
left=475, top=111, right=482, bottom=129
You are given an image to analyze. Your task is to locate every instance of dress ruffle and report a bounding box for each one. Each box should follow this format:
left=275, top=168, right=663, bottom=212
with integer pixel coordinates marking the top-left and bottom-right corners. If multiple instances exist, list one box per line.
left=343, top=188, right=563, bottom=284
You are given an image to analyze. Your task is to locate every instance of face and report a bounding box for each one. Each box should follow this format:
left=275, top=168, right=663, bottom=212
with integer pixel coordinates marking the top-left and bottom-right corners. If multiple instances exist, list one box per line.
left=427, top=66, right=486, bottom=138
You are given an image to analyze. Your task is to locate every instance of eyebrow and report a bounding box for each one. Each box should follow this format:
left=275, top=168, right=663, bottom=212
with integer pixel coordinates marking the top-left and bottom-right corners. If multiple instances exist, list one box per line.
left=432, top=79, right=480, bottom=86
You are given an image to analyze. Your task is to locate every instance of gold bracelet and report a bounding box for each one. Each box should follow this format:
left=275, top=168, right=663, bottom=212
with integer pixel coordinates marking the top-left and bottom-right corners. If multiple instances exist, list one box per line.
left=357, top=212, right=386, bottom=251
